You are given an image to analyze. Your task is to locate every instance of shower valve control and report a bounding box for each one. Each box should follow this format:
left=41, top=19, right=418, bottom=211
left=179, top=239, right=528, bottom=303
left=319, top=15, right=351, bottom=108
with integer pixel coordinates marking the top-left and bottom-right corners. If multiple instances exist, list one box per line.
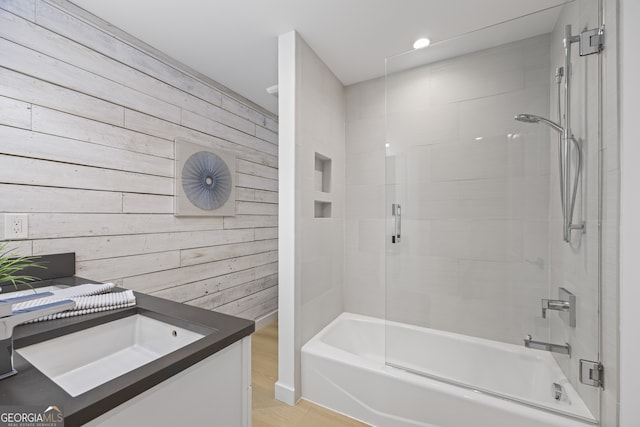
left=541, top=287, right=576, bottom=327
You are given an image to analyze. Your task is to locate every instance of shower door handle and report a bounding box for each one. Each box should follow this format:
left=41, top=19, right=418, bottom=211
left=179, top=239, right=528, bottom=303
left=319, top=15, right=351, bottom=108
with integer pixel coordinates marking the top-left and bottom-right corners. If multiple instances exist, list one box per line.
left=392, top=204, right=401, bottom=243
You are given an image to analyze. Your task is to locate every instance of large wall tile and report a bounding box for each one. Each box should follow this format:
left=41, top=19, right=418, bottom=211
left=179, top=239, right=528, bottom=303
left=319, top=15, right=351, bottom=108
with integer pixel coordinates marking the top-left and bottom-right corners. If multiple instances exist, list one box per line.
left=345, top=34, right=553, bottom=348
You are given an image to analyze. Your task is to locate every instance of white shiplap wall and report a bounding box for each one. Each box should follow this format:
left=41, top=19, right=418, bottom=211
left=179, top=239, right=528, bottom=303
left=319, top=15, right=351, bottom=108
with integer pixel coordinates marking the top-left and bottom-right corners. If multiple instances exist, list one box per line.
left=0, top=0, right=278, bottom=321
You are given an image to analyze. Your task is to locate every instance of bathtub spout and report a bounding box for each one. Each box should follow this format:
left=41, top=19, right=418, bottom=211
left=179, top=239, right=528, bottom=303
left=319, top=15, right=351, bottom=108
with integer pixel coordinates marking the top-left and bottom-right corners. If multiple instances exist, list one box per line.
left=524, top=335, right=571, bottom=357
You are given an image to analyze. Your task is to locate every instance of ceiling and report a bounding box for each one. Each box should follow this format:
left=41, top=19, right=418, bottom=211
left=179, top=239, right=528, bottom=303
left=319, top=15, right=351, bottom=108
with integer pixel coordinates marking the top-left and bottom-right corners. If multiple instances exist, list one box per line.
left=69, top=0, right=568, bottom=116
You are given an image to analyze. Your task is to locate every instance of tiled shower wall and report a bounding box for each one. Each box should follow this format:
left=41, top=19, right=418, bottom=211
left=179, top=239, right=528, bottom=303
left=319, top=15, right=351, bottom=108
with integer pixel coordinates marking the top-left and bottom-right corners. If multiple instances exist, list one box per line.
left=345, top=34, right=553, bottom=345
left=344, top=77, right=387, bottom=319
left=296, top=35, right=346, bottom=345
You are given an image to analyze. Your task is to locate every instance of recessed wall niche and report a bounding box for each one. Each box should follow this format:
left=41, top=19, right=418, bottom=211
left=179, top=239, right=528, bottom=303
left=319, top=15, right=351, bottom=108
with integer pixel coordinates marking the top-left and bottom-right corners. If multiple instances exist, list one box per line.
left=314, top=153, right=332, bottom=218
left=314, top=153, right=331, bottom=193
left=314, top=201, right=332, bottom=218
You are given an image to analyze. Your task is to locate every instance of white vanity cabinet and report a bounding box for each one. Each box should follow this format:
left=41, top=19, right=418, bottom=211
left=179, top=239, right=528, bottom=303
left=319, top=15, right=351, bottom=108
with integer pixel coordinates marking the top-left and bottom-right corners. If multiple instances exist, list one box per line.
left=84, top=337, right=251, bottom=427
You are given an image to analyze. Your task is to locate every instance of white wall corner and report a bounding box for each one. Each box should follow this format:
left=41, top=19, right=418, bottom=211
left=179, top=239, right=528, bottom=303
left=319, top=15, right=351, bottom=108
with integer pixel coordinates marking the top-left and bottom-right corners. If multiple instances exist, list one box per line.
left=619, top=0, right=640, bottom=425
left=276, top=30, right=300, bottom=406
left=274, top=381, right=298, bottom=406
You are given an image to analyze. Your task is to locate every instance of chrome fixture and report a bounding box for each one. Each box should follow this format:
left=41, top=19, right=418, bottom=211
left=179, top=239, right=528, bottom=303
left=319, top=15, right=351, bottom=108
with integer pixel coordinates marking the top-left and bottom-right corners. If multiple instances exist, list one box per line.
left=541, top=287, right=576, bottom=327
left=542, top=299, right=570, bottom=317
left=552, top=382, right=564, bottom=401
left=554, top=67, right=565, bottom=232
left=0, top=292, right=75, bottom=380
left=524, top=335, right=571, bottom=357
left=391, top=203, right=401, bottom=243
left=578, top=27, right=604, bottom=56
left=579, top=359, right=604, bottom=388
left=514, top=114, right=564, bottom=133
left=515, top=112, right=583, bottom=243
left=513, top=23, right=605, bottom=243
left=561, top=24, right=582, bottom=242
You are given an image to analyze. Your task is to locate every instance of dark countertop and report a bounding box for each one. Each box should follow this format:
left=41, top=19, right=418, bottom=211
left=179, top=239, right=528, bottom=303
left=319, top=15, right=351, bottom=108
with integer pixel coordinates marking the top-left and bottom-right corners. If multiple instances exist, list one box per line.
left=0, top=276, right=255, bottom=426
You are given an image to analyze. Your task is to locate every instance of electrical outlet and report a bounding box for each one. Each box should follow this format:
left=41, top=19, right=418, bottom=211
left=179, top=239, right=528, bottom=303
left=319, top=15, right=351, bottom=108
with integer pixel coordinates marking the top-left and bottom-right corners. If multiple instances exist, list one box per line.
left=4, top=214, right=28, bottom=239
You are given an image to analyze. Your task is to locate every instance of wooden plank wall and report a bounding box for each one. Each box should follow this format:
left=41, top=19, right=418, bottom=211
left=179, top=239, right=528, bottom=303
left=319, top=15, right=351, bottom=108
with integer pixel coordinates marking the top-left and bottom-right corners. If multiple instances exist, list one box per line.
left=0, top=0, right=279, bottom=321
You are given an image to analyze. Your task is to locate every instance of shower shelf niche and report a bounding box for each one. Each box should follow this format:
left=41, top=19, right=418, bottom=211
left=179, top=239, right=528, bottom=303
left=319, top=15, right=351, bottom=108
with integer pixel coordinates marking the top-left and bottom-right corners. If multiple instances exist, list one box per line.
left=314, top=201, right=332, bottom=218
left=314, top=152, right=331, bottom=192
left=314, top=152, right=332, bottom=218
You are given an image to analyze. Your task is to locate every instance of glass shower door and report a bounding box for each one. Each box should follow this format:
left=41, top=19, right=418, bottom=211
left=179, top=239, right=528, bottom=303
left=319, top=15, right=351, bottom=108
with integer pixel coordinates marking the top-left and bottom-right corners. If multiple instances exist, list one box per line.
left=384, top=0, right=602, bottom=422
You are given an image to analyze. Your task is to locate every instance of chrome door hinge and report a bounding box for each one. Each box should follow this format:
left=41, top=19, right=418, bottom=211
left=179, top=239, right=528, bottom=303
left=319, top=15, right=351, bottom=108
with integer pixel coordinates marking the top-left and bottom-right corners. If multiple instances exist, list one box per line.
left=579, top=359, right=604, bottom=388
left=579, top=26, right=604, bottom=56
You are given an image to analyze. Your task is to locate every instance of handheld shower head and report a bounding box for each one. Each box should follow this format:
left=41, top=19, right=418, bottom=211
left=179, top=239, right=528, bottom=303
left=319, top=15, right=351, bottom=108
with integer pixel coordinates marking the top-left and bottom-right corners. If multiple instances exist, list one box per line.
left=514, top=113, right=564, bottom=133
left=514, top=113, right=540, bottom=124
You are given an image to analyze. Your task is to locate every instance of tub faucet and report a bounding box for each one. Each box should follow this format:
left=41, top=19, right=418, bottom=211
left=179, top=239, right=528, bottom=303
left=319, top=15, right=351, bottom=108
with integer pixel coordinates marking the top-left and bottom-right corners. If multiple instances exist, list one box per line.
left=541, top=299, right=570, bottom=317
left=0, top=292, right=75, bottom=380
left=524, top=335, right=571, bottom=357
left=541, top=287, right=576, bottom=327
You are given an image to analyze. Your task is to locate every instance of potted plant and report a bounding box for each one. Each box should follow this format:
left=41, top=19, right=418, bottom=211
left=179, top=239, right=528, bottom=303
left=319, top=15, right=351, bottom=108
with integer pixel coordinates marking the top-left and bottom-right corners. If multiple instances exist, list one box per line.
left=0, top=243, right=45, bottom=291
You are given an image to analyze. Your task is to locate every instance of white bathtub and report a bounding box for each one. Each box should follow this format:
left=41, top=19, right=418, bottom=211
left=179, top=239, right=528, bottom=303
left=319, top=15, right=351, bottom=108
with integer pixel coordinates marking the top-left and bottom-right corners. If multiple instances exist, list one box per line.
left=301, top=313, right=597, bottom=427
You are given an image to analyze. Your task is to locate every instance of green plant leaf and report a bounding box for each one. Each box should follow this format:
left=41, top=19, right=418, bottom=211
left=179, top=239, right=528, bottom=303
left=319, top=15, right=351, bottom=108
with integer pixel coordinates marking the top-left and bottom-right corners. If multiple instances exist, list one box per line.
left=0, top=243, right=47, bottom=290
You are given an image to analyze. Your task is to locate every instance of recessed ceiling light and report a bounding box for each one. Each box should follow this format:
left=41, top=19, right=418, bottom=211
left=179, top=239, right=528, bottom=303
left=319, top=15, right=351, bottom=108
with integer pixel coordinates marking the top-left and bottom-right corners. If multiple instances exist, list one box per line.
left=413, top=38, right=431, bottom=50
left=385, top=143, right=390, bottom=148
left=475, top=136, right=484, bottom=141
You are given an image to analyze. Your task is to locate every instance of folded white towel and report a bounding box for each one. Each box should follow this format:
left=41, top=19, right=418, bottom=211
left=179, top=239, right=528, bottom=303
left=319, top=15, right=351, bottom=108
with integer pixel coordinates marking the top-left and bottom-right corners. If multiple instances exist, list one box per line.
left=21, top=290, right=136, bottom=323
left=10, top=283, right=136, bottom=324
left=43, top=283, right=116, bottom=299
left=23, top=290, right=137, bottom=323
left=8, top=283, right=115, bottom=301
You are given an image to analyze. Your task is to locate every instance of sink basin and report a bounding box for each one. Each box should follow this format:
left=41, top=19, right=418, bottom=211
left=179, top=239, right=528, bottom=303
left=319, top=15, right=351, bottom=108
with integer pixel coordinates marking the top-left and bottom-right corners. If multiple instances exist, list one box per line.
left=17, top=314, right=206, bottom=396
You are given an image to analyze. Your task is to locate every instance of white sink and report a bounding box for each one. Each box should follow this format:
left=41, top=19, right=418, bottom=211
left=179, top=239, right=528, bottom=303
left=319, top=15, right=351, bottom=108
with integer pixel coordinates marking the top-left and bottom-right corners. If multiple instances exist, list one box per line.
left=17, top=314, right=205, bottom=396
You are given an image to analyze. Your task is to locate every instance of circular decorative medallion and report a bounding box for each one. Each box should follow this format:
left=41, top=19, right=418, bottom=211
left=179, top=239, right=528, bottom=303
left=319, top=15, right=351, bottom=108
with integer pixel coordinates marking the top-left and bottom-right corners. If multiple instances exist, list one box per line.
left=181, top=151, right=232, bottom=210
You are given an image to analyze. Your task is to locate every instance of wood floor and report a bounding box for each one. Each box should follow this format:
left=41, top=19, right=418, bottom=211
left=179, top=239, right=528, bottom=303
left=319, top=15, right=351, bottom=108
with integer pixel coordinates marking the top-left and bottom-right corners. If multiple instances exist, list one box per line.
left=252, top=321, right=369, bottom=427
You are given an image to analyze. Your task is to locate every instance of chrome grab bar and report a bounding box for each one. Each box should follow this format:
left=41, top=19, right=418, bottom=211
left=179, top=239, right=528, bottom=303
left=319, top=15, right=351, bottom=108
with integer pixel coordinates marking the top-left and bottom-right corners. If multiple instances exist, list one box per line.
left=392, top=204, right=401, bottom=244
left=524, top=335, right=571, bottom=357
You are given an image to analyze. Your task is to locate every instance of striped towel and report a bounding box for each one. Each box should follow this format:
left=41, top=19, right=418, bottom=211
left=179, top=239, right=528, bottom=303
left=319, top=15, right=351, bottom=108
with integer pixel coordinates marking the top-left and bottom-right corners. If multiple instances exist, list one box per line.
left=10, top=283, right=116, bottom=300
left=12, top=283, right=136, bottom=323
